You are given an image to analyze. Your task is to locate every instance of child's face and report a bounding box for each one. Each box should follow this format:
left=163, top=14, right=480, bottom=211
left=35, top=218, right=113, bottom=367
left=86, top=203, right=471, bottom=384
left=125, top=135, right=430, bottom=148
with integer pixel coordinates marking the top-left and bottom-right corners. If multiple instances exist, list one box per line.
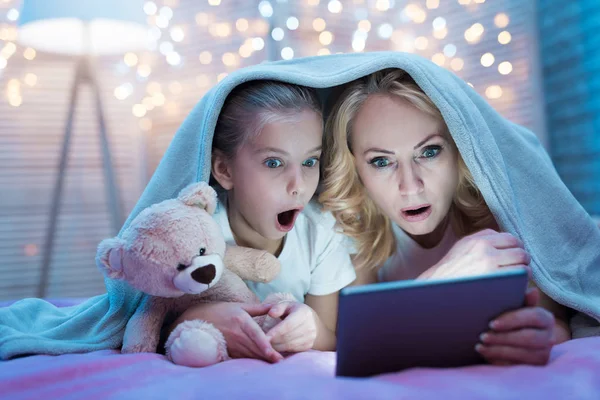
left=350, top=94, right=459, bottom=238
left=225, top=109, right=323, bottom=241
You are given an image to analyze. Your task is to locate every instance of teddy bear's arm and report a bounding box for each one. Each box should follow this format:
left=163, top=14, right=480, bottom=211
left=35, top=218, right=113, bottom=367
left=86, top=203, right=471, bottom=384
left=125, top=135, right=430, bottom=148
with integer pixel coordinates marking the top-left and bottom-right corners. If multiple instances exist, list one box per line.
left=224, top=245, right=281, bottom=283
left=122, top=294, right=169, bottom=354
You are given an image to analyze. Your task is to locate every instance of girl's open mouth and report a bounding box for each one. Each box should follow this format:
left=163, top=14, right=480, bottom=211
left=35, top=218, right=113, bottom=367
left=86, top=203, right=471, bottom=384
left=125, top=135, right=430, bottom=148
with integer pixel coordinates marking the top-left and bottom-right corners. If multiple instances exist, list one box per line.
left=276, top=208, right=301, bottom=232
left=401, top=205, right=432, bottom=222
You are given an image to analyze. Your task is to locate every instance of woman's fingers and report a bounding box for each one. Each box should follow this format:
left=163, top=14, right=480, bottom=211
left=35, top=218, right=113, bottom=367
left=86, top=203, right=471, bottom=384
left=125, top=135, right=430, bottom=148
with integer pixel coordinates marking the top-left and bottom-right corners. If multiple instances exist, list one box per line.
left=480, top=328, right=554, bottom=349
left=476, top=343, right=551, bottom=366
left=524, top=287, right=540, bottom=307
left=491, top=307, right=555, bottom=332
left=476, top=230, right=524, bottom=250
left=495, top=247, right=530, bottom=267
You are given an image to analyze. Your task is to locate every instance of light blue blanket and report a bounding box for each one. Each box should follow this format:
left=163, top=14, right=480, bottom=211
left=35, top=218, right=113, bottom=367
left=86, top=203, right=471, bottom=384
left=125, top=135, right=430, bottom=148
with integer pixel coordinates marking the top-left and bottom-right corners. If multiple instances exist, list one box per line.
left=1, top=51, right=599, bottom=360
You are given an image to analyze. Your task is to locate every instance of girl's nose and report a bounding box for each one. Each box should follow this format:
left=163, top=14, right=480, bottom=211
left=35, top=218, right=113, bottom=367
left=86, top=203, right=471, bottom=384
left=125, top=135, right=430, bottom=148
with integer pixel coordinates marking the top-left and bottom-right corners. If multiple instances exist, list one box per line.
left=287, top=167, right=305, bottom=196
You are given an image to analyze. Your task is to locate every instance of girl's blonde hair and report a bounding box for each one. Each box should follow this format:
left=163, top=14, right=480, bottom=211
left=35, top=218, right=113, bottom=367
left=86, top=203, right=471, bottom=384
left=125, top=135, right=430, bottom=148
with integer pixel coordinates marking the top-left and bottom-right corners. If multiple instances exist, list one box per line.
left=319, top=69, right=494, bottom=271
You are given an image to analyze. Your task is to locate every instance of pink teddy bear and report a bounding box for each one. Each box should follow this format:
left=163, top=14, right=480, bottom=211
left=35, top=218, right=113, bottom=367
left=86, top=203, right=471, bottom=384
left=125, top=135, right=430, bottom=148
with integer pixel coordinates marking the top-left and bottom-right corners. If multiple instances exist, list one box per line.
left=96, top=182, right=292, bottom=367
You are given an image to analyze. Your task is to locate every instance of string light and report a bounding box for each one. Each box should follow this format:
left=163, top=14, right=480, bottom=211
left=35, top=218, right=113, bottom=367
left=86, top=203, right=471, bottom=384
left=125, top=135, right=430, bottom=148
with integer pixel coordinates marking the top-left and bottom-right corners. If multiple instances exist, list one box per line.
left=319, top=31, right=334, bottom=45
left=236, top=18, right=249, bottom=32
left=137, top=64, right=152, bottom=78
left=432, top=53, right=446, bottom=66
left=124, top=52, right=139, bottom=67
left=222, top=52, right=239, bottom=67
left=258, top=1, right=274, bottom=18
left=313, top=18, right=327, bottom=32
left=252, top=37, right=265, bottom=50
left=450, top=58, right=464, bottom=71
left=426, top=0, right=440, bottom=9
left=24, top=73, right=37, bottom=87
left=414, top=36, right=429, bottom=50
left=6, top=8, right=19, bottom=21
left=443, top=44, right=457, bottom=57
left=199, top=51, right=213, bottom=64
left=144, top=1, right=158, bottom=15
left=494, top=13, right=510, bottom=28
left=375, top=0, right=391, bottom=11
left=170, top=26, right=185, bottom=42
left=485, top=85, right=503, bottom=99
left=481, top=52, right=495, bottom=67
left=378, top=24, right=393, bottom=39
left=281, top=47, right=294, bottom=60
left=132, top=104, right=147, bottom=117
left=328, top=0, right=343, bottom=13
left=498, top=31, right=512, bottom=44
left=21, top=48, right=34, bottom=62
left=286, top=17, right=299, bottom=30
left=271, top=27, right=284, bottom=41
left=498, top=61, right=513, bottom=75
left=433, top=27, right=448, bottom=39
left=358, top=20, right=371, bottom=32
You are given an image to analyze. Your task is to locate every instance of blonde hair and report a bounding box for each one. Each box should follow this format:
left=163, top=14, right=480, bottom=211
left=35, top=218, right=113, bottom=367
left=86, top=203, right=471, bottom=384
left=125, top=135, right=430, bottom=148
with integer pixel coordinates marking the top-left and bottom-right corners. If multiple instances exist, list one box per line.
left=319, top=69, right=494, bottom=271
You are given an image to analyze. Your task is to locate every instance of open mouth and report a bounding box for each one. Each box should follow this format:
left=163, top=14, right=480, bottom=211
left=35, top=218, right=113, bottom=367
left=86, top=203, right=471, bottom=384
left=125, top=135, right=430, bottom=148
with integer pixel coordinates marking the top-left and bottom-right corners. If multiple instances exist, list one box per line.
left=401, top=205, right=432, bottom=222
left=276, top=208, right=301, bottom=232
left=403, top=206, right=430, bottom=216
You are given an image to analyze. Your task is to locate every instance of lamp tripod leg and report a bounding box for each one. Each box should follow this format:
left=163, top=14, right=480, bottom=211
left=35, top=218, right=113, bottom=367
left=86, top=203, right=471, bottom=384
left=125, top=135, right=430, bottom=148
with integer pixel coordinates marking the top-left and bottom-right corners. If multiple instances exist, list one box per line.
left=90, top=65, right=124, bottom=234
left=37, top=60, right=83, bottom=298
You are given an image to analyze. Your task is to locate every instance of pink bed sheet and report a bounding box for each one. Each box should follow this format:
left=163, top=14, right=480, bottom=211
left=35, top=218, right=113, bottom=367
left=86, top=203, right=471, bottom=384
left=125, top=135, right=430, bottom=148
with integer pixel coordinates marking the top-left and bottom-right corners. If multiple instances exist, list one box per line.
left=1, top=336, right=599, bottom=400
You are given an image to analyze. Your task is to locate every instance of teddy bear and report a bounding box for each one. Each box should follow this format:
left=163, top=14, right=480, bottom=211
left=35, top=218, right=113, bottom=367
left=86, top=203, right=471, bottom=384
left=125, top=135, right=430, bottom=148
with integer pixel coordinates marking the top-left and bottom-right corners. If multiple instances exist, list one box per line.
left=95, top=181, right=293, bottom=367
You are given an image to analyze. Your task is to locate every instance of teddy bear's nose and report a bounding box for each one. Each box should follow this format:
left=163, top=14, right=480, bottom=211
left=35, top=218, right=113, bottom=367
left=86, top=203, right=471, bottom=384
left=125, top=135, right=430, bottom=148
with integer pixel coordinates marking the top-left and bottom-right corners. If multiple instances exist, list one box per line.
left=191, top=264, right=216, bottom=284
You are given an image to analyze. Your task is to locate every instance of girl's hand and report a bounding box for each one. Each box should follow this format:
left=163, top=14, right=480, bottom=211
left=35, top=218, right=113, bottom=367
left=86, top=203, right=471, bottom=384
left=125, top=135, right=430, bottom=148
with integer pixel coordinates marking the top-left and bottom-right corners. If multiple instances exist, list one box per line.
left=422, top=229, right=531, bottom=280
left=476, top=287, right=556, bottom=366
left=265, top=301, right=318, bottom=353
left=169, top=302, right=283, bottom=363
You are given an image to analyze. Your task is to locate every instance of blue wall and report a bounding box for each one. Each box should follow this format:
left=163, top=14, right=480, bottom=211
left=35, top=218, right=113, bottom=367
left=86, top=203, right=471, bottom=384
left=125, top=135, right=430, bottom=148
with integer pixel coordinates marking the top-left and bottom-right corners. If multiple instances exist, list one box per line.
left=538, top=0, right=600, bottom=215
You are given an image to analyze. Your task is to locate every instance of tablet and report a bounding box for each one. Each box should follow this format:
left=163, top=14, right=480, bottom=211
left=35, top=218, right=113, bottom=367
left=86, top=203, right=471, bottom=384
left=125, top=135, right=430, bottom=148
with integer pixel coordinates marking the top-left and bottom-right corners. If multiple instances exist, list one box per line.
left=336, top=268, right=528, bottom=378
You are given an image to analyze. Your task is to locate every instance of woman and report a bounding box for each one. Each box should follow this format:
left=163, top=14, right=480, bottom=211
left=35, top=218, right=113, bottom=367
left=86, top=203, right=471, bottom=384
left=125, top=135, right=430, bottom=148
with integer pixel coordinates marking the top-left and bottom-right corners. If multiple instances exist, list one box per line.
left=320, top=68, right=571, bottom=366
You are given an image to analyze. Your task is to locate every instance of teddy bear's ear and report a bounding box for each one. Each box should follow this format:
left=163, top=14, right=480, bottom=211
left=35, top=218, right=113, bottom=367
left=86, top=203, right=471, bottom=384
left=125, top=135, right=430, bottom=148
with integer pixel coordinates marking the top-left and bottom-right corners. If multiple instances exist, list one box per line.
left=95, top=237, right=126, bottom=280
left=177, top=181, right=217, bottom=214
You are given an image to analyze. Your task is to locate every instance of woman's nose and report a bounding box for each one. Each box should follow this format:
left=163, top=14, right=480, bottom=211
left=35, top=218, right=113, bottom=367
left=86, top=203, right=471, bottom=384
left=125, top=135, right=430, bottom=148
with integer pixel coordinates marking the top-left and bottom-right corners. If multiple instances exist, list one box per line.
left=397, top=164, right=424, bottom=196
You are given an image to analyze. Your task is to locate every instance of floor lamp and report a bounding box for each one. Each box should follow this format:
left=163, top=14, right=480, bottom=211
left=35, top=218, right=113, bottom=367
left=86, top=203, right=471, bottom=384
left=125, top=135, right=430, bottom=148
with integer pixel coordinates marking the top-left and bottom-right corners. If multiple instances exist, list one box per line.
left=17, top=0, right=149, bottom=298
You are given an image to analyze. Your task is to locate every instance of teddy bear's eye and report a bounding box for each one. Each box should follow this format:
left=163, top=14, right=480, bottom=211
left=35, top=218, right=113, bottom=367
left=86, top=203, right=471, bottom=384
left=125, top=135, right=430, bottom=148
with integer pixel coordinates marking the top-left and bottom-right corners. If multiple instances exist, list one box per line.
left=199, top=248, right=206, bottom=256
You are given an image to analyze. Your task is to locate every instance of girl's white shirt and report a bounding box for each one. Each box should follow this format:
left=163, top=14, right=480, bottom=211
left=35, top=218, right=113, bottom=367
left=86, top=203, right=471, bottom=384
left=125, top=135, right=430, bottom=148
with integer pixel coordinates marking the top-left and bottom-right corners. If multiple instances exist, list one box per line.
left=214, top=196, right=356, bottom=302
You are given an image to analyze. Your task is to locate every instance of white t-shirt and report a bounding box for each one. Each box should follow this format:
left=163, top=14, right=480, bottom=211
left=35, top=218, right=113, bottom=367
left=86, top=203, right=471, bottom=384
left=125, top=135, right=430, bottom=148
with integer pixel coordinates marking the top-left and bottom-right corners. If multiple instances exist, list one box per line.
left=213, top=198, right=356, bottom=302
left=378, top=223, right=457, bottom=282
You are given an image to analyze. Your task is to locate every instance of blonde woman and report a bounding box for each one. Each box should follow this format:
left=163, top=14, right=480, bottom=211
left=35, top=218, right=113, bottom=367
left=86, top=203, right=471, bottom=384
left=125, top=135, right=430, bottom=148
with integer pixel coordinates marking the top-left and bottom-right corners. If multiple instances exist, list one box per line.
left=320, top=69, right=570, bottom=366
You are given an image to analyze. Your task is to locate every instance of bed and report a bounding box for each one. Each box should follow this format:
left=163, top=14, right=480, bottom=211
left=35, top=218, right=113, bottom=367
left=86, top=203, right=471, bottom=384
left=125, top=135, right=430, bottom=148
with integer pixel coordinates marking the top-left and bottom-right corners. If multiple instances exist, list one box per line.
left=1, top=299, right=599, bottom=399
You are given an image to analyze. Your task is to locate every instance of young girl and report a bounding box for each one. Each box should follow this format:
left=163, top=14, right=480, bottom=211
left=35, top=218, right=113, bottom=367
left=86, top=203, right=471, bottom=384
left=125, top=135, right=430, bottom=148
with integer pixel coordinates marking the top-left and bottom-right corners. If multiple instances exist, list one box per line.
left=320, top=69, right=570, bottom=366
left=171, top=80, right=356, bottom=363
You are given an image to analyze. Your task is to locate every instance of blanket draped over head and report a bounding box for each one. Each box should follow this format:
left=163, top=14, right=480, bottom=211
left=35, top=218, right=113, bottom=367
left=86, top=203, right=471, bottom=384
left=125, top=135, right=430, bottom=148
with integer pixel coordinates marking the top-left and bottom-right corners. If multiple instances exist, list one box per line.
left=2, top=51, right=599, bottom=360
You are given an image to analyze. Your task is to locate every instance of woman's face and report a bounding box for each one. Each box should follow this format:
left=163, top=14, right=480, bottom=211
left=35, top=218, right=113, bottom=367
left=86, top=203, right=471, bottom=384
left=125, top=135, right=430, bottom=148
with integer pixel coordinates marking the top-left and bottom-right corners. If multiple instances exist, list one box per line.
left=350, top=94, right=459, bottom=238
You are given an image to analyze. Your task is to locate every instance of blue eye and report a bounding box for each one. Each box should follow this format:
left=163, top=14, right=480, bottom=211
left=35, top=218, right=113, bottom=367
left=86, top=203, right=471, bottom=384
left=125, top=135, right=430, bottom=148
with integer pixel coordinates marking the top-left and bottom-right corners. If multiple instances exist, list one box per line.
left=420, top=146, right=442, bottom=159
left=302, top=157, right=319, bottom=168
left=369, top=157, right=391, bottom=168
left=264, top=158, right=283, bottom=168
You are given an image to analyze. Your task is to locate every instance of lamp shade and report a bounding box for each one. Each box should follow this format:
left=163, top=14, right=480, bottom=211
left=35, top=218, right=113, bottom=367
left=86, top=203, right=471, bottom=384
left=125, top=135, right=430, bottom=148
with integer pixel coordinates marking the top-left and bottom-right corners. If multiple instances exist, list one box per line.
left=17, top=0, right=150, bottom=55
